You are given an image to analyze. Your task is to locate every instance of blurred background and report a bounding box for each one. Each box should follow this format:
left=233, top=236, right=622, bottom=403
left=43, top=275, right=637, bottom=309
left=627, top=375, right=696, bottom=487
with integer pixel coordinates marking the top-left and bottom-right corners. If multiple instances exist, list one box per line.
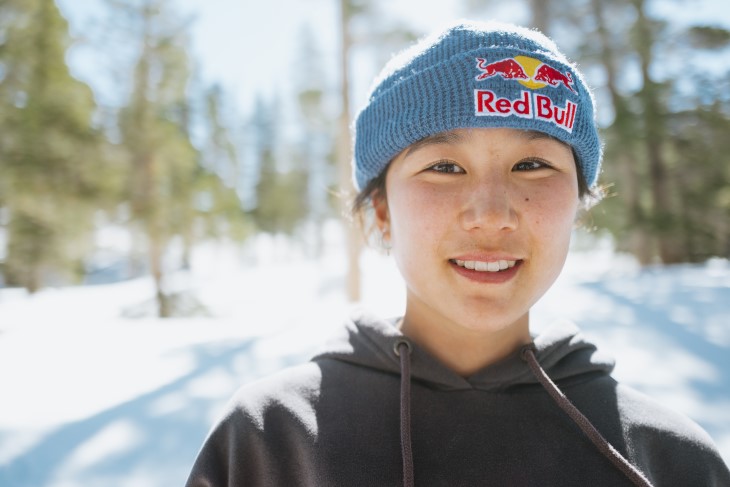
left=0, top=0, right=728, bottom=485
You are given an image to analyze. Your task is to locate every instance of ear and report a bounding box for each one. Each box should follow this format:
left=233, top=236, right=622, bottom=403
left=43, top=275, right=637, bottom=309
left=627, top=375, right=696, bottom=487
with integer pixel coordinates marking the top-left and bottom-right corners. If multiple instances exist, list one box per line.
left=372, top=189, right=390, bottom=235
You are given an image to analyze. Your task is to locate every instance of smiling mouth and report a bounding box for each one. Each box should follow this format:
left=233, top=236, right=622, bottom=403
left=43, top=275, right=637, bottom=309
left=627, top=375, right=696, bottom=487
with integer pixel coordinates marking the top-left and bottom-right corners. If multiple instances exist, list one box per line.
left=450, top=259, right=519, bottom=272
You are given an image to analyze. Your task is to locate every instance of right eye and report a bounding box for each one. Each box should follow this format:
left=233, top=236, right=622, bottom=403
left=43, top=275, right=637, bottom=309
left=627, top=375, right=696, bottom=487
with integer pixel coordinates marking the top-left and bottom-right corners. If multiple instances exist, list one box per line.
left=427, top=161, right=465, bottom=174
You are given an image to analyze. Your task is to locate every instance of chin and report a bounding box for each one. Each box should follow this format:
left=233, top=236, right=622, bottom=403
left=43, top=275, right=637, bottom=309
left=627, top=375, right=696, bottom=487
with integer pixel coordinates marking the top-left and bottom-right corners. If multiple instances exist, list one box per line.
left=455, top=309, right=529, bottom=335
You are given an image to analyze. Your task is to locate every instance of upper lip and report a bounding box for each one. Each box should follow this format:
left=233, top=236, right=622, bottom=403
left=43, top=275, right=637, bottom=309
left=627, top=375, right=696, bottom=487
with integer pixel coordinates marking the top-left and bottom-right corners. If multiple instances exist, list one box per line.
left=449, top=253, right=523, bottom=262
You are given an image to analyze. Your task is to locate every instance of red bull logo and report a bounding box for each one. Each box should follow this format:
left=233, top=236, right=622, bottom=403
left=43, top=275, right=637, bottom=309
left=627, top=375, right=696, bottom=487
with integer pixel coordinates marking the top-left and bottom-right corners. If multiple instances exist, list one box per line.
left=473, top=56, right=578, bottom=133
left=475, top=58, right=529, bottom=81
left=475, top=55, right=576, bottom=93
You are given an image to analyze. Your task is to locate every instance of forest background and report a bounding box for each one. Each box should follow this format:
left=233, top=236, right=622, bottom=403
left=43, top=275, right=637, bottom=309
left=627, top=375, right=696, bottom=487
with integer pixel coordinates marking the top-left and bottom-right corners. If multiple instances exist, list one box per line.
left=1, top=0, right=729, bottom=485
left=1, top=0, right=729, bottom=317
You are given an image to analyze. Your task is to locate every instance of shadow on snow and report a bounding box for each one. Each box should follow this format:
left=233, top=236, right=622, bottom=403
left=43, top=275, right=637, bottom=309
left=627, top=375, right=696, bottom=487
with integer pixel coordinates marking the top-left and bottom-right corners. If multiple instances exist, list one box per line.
left=0, top=337, right=308, bottom=487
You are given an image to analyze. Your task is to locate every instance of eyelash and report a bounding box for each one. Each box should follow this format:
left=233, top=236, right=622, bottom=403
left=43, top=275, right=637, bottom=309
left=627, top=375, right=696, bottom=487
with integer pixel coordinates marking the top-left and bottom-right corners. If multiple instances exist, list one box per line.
left=513, top=158, right=553, bottom=171
left=427, top=161, right=464, bottom=174
left=426, top=158, right=553, bottom=174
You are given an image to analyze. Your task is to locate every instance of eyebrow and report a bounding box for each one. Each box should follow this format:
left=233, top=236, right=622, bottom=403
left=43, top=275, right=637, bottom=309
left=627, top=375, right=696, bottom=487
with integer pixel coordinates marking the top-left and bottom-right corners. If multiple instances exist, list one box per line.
left=523, top=130, right=552, bottom=140
left=404, top=131, right=466, bottom=158
left=403, top=129, right=570, bottom=159
left=520, top=130, right=570, bottom=147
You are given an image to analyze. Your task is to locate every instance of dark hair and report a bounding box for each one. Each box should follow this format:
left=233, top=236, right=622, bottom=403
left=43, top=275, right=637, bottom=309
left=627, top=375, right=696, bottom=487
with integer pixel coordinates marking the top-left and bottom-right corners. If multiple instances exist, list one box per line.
left=350, top=160, right=391, bottom=241
left=351, top=163, right=390, bottom=219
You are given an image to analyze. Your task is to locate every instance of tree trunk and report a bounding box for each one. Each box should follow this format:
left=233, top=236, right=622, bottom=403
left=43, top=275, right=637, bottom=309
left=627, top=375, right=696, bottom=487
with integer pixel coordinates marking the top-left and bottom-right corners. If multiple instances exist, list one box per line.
left=338, top=0, right=361, bottom=302
left=529, top=0, right=550, bottom=33
left=148, top=230, right=171, bottom=317
left=132, top=5, right=172, bottom=316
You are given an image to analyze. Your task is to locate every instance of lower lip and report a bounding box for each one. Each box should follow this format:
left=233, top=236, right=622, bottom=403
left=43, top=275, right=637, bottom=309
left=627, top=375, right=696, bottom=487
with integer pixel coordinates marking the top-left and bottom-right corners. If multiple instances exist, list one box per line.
left=449, top=260, right=522, bottom=284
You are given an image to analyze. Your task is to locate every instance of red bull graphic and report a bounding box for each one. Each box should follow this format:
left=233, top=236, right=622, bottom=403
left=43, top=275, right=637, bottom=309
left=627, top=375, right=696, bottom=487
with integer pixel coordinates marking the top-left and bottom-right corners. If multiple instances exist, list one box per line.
left=534, top=64, right=575, bottom=93
left=474, top=55, right=576, bottom=93
left=474, top=90, right=577, bottom=133
left=473, top=55, right=578, bottom=133
left=475, top=58, right=528, bottom=81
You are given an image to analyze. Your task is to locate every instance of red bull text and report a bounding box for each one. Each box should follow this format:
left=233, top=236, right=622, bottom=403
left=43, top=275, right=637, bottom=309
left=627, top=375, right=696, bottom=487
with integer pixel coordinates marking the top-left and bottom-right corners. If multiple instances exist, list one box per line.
left=474, top=90, right=577, bottom=133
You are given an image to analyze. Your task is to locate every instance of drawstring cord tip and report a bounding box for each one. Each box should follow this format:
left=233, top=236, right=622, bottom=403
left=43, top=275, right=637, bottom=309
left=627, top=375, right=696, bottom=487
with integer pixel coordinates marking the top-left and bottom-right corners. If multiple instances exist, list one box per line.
left=394, top=338, right=415, bottom=487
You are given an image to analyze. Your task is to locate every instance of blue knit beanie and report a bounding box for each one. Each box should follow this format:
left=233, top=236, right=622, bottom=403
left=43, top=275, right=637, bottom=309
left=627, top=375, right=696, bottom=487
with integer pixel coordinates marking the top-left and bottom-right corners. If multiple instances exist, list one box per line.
left=353, top=20, right=601, bottom=190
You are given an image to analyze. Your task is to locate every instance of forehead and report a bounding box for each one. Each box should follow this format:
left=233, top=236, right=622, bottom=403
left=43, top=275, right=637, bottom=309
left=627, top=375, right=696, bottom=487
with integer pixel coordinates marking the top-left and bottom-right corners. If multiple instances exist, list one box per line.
left=404, top=129, right=569, bottom=157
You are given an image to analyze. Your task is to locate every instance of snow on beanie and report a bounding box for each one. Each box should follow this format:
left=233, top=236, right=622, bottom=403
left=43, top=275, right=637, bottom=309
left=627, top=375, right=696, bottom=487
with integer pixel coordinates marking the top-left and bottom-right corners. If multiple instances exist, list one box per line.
left=352, top=20, right=601, bottom=190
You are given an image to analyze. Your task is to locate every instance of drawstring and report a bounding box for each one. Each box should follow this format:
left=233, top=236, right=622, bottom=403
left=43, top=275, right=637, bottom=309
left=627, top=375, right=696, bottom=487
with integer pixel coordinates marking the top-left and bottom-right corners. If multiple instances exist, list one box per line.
left=520, top=344, right=654, bottom=487
left=395, top=339, right=414, bottom=487
left=392, top=340, right=652, bottom=487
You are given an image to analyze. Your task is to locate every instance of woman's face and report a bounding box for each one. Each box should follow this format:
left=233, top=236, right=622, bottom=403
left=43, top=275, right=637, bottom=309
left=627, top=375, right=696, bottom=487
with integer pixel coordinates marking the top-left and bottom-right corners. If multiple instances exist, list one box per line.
left=374, top=127, right=579, bottom=336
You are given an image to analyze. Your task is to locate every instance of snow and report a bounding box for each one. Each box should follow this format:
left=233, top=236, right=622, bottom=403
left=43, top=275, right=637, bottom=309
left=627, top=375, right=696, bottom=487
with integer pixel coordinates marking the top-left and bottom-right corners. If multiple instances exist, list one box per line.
left=0, top=222, right=728, bottom=486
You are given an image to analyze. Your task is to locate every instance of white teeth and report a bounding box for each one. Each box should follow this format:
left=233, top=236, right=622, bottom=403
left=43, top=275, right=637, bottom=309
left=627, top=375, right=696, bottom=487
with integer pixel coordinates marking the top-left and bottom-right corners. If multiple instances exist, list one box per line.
left=453, top=259, right=517, bottom=272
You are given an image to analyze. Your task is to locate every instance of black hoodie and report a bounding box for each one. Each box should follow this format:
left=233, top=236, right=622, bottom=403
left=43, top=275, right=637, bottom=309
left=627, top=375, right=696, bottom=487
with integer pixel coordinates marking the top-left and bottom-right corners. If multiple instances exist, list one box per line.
left=185, top=311, right=730, bottom=486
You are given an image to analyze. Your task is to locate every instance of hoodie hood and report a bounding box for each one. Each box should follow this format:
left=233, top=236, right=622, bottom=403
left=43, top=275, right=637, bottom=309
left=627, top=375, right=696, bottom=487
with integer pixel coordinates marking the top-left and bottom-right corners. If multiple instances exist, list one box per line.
left=312, top=310, right=656, bottom=487
left=313, top=309, right=615, bottom=392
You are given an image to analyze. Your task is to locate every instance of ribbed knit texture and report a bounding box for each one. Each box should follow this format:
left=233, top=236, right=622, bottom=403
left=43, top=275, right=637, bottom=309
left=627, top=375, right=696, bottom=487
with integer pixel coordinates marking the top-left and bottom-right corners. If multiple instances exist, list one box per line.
left=353, top=20, right=601, bottom=190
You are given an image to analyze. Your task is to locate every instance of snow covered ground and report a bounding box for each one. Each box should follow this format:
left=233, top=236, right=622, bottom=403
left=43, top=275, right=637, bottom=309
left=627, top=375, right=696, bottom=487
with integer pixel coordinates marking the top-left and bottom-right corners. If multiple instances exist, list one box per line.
left=0, top=223, right=728, bottom=486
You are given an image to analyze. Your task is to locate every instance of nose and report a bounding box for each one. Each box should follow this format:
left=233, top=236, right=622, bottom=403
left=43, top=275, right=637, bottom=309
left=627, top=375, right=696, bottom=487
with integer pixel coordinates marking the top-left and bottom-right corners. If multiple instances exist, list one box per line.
left=459, top=180, right=518, bottom=232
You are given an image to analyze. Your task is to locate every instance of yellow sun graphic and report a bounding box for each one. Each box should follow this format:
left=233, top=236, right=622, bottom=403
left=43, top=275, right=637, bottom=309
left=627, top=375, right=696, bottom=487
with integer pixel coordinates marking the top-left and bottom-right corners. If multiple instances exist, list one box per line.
left=513, top=56, right=548, bottom=89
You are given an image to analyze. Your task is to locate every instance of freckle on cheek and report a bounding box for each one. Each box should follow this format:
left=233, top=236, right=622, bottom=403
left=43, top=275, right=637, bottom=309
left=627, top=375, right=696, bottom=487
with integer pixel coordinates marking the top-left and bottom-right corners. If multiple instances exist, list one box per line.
left=524, top=198, right=530, bottom=202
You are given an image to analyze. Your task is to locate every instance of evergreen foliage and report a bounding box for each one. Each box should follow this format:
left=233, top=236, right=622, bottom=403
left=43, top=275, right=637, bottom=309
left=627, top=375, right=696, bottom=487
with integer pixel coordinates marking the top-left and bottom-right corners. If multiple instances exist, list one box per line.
left=250, top=96, right=309, bottom=236
left=0, top=0, right=249, bottom=314
left=0, top=0, right=107, bottom=291
left=195, top=85, right=251, bottom=244
left=586, top=0, right=730, bottom=263
left=108, top=0, right=248, bottom=316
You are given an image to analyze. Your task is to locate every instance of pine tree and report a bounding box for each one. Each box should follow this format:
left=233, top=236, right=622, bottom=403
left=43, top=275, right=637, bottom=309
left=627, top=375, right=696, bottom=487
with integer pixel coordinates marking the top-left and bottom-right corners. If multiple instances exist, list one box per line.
left=97, top=0, right=251, bottom=316
left=250, top=96, right=309, bottom=237
left=194, top=84, right=250, bottom=246
left=588, top=0, right=730, bottom=263
left=110, top=0, right=201, bottom=316
left=0, top=0, right=106, bottom=291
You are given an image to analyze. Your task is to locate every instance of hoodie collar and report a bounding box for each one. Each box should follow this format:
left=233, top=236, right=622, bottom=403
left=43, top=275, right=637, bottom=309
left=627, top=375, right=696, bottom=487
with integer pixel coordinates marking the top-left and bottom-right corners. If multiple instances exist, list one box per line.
left=313, top=309, right=614, bottom=392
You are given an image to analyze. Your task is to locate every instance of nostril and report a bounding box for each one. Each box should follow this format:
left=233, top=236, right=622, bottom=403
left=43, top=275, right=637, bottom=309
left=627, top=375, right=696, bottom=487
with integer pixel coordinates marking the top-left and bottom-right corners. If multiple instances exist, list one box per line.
left=459, top=190, right=518, bottom=231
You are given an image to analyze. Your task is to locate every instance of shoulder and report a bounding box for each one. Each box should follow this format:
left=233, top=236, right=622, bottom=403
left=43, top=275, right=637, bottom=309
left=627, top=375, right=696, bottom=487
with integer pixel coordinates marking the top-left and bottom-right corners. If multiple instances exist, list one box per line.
left=614, top=382, right=716, bottom=447
left=185, top=362, right=325, bottom=487
left=223, top=361, right=324, bottom=432
left=222, top=356, right=382, bottom=429
left=614, top=383, right=730, bottom=485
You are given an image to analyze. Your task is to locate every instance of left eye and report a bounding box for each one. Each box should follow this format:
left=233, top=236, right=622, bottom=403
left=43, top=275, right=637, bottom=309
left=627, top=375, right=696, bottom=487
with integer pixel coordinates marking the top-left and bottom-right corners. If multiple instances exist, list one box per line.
left=428, top=162, right=465, bottom=174
left=513, top=159, right=550, bottom=171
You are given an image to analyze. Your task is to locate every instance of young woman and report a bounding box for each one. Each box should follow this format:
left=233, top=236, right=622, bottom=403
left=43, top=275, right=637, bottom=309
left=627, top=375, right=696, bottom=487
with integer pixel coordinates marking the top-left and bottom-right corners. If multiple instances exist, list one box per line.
left=186, top=21, right=730, bottom=486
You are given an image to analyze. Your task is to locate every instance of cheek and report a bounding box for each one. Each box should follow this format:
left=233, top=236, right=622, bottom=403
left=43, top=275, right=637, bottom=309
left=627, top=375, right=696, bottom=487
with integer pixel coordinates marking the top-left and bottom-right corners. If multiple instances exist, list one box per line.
left=521, top=190, right=578, bottom=295
left=530, top=199, right=576, bottom=230
left=522, top=185, right=578, bottom=244
left=388, top=185, right=453, bottom=242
